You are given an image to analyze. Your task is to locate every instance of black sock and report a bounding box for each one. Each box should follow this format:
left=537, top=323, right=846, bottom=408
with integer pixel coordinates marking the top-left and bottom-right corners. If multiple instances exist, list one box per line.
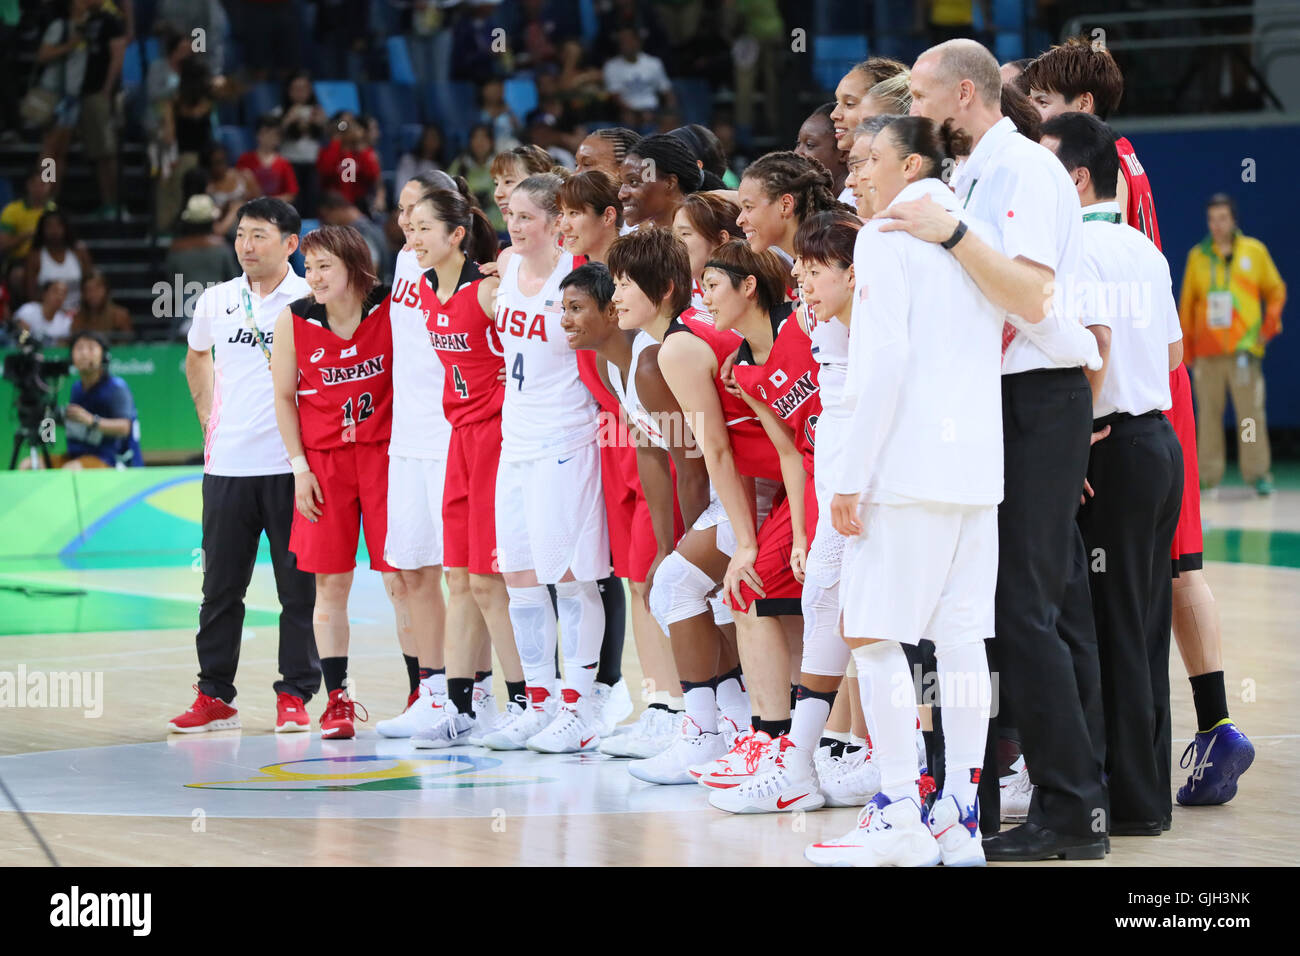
left=758, top=717, right=792, bottom=738
left=796, top=684, right=838, bottom=710
left=322, top=657, right=349, bottom=693
left=647, top=701, right=670, bottom=712
left=789, top=684, right=798, bottom=712
left=819, top=736, right=847, bottom=758
left=403, top=654, right=420, bottom=695
left=418, top=666, right=445, bottom=683
left=595, top=575, right=626, bottom=686
left=448, top=677, right=474, bottom=716
left=1189, top=671, right=1229, bottom=732
left=506, top=679, right=527, bottom=708
left=844, top=743, right=864, bottom=756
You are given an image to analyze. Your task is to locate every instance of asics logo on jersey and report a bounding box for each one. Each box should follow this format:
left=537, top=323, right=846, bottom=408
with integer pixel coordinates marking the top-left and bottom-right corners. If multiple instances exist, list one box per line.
left=320, top=356, right=386, bottom=385
left=771, top=371, right=818, bottom=419
left=494, top=308, right=550, bottom=341
left=226, top=328, right=274, bottom=346
left=309, top=347, right=326, bottom=363
left=429, top=331, right=471, bottom=351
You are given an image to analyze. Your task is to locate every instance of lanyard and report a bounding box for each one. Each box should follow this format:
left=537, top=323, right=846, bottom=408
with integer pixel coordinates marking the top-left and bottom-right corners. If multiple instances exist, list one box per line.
left=1082, top=211, right=1120, bottom=223
left=241, top=288, right=273, bottom=368
left=962, top=178, right=978, bottom=209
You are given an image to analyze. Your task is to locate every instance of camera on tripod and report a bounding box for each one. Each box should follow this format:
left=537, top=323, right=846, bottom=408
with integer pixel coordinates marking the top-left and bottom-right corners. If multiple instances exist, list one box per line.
left=3, top=330, right=70, bottom=469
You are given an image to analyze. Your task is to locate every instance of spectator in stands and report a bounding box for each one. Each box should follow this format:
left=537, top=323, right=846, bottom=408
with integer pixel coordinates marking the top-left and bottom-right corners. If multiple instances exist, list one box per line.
left=317, top=191, right=391, bottom=281
left=14, top=280, right=74, bottom=346
left=236, top=0, right=301, bottom=83
left=516, top=0, right=565, bottom=72
left=480, top=79, right=522, bottom=153
left=64, top=329, right=142, bottom=468
left=726, top=0, right=784, bottom=139
left=1, top=172, right=56, bottom=283
left=595, top=0, right=669, bottom=63
left=238, top=115, right=300, bottom=205
left=449, top=123, right=503, bottom=230
left=603, top=28, right=676, bottom=130
left=794, top=104, right=847, bottom=195
left=36, top=0, right=128, bottom=219
left=163, top=193, right=238, bottom=338
left=1180, top=193, right=1288, bottom=496
left=451, top=2, right=509, bottom=83
left=314, top=0, right=371, bottom=79
left=525, top=110, right=576, bottom=168
left=72, top=270, right=134, bottom=341
left=395, top=124, right=447, bottom=191
left=158, top=0, right=227, bottom=79
left=275, top=71, right=328, bottom=218
left=25, top=210, right=93, bottom=312
left=919, top=0, right=992, bottom=44
left=406, top=0, right=446, bottom=87
left=556, top=38, right=608, bottom=123
left=147, top=25, right=193, bottom=233
left=168, top=56, right=218, bottom=224
left=316, top=112, right=381, bottom=212
left=204, top=145, right=261, bottom=238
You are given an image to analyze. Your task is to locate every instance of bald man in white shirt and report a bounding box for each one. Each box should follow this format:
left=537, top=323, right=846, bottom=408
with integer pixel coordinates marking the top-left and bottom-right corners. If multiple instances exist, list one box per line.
left=880, top=39, right=1107, bottom=862
left=1042, top=111, right=1184, bottom=837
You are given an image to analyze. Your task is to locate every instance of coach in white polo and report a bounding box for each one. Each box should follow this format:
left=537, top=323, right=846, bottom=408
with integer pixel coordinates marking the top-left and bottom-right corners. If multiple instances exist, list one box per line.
left=1043, top=111, right=1184, bottom=836
left=168, top=198, right=318, bottom=735
left=880, top=39, right=1107, bottom=862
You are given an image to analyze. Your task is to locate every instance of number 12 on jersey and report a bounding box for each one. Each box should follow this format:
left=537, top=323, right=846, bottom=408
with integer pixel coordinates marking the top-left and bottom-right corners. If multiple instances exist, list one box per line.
left=342, top=392, right=375, bottom=426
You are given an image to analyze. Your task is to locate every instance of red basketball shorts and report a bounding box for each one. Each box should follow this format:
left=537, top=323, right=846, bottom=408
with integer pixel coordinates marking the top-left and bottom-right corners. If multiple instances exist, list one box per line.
left=729, top=473, right=817, bottom=617
left=290, top=441, right=395, bottom=574
left=442, top=415, right=503, bottom=575
left=1164, top=364, right=1203, bottom=576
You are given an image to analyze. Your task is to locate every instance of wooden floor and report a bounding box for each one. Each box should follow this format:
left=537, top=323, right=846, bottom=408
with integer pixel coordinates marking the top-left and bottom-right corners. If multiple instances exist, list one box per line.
left=2, top=487, right=1299, bottom=867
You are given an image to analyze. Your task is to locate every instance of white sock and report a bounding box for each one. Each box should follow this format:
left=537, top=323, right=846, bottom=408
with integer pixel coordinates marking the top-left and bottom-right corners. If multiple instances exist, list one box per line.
left=823, top=729, right=850, bottom=744
left=790, top=689, right=833, bottom=751
left=936, top=641, right=992, bottom=809
left=506, top=585, right=558, bottom=695
left=848, top=732, right=868, bottom=751
left=420, top=672, right=447, bottom=697
left=668, top=694, right=684, bottom=711
left=714, top=671, right=750, bottom=729
left=555, top=580, right=604, bottom=701
left=852, top=642, right=919, bottom=802
left=683, top=683, right=718, bottom=732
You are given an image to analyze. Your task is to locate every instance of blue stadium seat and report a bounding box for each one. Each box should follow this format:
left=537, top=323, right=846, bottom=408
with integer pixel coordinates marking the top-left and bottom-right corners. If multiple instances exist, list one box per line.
left=398, top=123, right=426, bottom=156
left=672, top=77, right=712, bottom=127
left=314, top=80, right=362, bottom=118
left=242, top=82, right=280, bottom=126
left=992, top=0, right=1024, bottom=30
left=995, top=33, right=1025, bottom=62
left=387, top=35, right=417, bottom=85
left=362, top=82, right=421, bottom=159
left=813, top=34, right=868, bottom=92
left=215, top=125, right=253, bottom=159
left=578, top=0, right=598, bottom=47
left=504, top=74, right=539, bottom=119
left=299, top=218, right=320, bottom=235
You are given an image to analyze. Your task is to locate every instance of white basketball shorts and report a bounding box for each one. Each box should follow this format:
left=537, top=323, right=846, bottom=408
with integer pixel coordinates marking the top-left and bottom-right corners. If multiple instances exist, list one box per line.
left=384, top=453, right=447, bottom=569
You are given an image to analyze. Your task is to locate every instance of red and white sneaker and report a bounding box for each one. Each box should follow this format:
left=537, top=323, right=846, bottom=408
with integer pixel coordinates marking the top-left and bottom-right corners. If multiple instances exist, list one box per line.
left=275, top=692, right=310, bottom=733
left=708, top=736, right=826, bottom=813
left=695, top=729, right=777, bottom=789
left=168, top=685, right=240, bottom=733
left=320, top=688, right=368, bottom=739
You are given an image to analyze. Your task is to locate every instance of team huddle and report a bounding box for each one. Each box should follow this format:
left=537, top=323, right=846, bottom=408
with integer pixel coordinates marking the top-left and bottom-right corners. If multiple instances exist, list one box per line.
left=170, top=36, right=1256, bottom=867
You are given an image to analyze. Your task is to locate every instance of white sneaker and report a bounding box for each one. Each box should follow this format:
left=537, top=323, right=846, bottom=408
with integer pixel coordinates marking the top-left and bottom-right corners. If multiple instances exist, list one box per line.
left=820, top=745, right=882, bottom=808
left=470, top=700, right=523, bottom=747
left=527, top=691, right=601, bottom=754
left=629, top=717, right=728, bottom=785
left=472, top=687, right=497, bottom=728
left=376, top=689, right=444, bottom=738
left=708, top=737, right=825, bottom=814
left=1000, top=756, right=1033, bottom=823
left=804, top=794, right=940, bottom=867
left=928, top=793, right=985, bottom=866
left=717, top=714, right=744, bottom=749
left=600, top=707, right=677, bottom=758
left=412, top=701, right=477, bottom=749
left=695, top=730, right=777, bottom=789
left=481, top=695, right=555, bottom=751
left=591, top=678, right=633, bottom=736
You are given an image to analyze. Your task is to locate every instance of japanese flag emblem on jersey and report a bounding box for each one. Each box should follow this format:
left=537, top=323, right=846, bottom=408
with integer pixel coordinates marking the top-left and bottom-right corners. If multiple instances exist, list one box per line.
left=769, top=369, right=788, bottom=388
left=340, top=344, right=358, bottom=358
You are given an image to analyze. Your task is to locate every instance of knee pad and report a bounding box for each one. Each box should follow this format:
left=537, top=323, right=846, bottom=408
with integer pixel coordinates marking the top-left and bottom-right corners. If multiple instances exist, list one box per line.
left=554, top=579, right=604, bottom=662
left=801, top=582, right=849, bottom=677
left=648, top=553, right=715, bottom=633
left=506, top=585, right=558, bottom=672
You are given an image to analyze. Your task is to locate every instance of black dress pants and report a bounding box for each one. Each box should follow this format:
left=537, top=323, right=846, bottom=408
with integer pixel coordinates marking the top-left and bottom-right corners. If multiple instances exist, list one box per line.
left=979, top=368, right=1109, bottom=838
left=196, top=473, right=319, bottom=703
left=1077, top=412, right=1183, bottom=827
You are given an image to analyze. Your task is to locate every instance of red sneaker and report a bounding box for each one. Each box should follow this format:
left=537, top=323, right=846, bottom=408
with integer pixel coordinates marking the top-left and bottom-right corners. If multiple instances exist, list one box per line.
left=168, top=685, right=240, bottom=733
left=275, top=692, right=310, bottom=733
left=320, top=688, right=368, bottom=739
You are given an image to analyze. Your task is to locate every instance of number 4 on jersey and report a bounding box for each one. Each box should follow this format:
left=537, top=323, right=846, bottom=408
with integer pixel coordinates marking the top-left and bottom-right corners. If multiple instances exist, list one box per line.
left=453, top=365, right=469, bottom=399
left=512, top=354, right=525, bottom=391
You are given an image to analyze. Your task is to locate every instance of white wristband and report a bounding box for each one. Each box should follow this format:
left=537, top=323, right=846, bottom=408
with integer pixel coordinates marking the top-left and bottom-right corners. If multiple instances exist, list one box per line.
left=291, top=455, right=310, bottom=475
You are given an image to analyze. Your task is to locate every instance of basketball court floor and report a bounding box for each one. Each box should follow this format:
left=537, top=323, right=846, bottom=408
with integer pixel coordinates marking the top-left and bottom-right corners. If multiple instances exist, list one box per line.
left=2, top=473, right=1298, bottom=867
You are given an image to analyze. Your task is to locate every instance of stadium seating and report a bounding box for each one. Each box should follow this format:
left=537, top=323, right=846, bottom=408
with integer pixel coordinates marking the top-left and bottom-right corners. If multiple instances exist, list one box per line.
left=813, top=34, right=869, bottom=92
left=314, top=81, right=362, bottom=118
left=387, top=36, right=418, bottom=86
left=241, top=82, right=281, bottom=127
left=504, top=74, right=540, bottom=121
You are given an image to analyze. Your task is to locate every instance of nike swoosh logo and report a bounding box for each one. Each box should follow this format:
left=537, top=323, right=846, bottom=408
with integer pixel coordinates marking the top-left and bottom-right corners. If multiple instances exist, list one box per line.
left=776, top=794, right=809, bottom=809
left=558, top=457, right=574, bottom=464
left=226, top=304, right=240, bottom=314
left=580, top=735, right=596, bottom=748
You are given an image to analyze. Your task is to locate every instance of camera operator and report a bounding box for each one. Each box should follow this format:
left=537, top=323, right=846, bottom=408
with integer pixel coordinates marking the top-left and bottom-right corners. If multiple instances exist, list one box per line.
left=63, top=329, right=141, bottom=468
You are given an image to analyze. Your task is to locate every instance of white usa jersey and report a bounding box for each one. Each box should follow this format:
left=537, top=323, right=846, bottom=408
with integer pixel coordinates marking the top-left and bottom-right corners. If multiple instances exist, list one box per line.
left=389, top=248, right=451, bottom=459
left=495, top=250, right=598, bottom=461
left=607, top=330, right=667, bottom=450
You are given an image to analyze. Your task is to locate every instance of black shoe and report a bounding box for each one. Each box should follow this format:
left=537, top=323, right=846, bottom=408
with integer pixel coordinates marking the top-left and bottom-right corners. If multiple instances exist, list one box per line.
left=983, top=823, right=1107, bottom=862
left=1110, top=820, right=1163, bottom=836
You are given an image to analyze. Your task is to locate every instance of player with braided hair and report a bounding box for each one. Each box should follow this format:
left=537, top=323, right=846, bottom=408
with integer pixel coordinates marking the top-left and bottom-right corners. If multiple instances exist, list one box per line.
left=576, top=127, right=642, bottom=177
left=620, top=133, right=724, bottom=231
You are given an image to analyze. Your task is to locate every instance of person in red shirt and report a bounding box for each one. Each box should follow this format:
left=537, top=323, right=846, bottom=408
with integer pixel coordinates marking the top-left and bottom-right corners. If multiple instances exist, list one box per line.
left=1023, top=37, right=1252, bottom=807
left=237, top=115, right=300, bottom=204
left=316, top=112, right=381, bottom=209
left=271, top=224, right=397, bottom=739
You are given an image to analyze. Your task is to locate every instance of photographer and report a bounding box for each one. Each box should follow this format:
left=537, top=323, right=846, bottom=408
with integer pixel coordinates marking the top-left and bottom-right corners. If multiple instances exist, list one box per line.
left=63, top=329, right=141, bottom=467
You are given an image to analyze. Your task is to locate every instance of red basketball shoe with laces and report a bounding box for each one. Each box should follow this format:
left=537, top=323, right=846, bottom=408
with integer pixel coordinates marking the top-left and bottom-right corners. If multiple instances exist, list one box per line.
left=320, top=688, right=368, bottom=739
left=275, top=692, right=310, bottom=733
left=168, top=685, right=240, bottom=733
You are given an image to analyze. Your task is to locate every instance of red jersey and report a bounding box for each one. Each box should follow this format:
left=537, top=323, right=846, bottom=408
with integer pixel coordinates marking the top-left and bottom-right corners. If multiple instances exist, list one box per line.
left=292, top=288, right=394, bottom=450
left=667, top=307, right=781, bottom=482
left=1116, top=136, right=1161, bottom=251
left=422, top=259, right=505, bottom=425
left=732, top=313, right=821, bottom=475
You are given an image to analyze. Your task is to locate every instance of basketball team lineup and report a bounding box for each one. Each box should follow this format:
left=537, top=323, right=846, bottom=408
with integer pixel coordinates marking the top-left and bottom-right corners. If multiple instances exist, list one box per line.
left=4, top=36, right=1290, bottom=876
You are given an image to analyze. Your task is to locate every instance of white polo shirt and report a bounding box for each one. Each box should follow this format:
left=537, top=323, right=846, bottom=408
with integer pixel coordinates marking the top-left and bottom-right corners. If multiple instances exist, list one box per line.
left=602, top=53, right=671, bottom=112
left=1075, top=201, right=1181, bottom=419
left=388, top=248, right=451, bottom=460
left=836, top=178, right=1005, bottom=506
left=950, top=117, right=1101, bottom=375
left=188, top=266, right=310, bottom=476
